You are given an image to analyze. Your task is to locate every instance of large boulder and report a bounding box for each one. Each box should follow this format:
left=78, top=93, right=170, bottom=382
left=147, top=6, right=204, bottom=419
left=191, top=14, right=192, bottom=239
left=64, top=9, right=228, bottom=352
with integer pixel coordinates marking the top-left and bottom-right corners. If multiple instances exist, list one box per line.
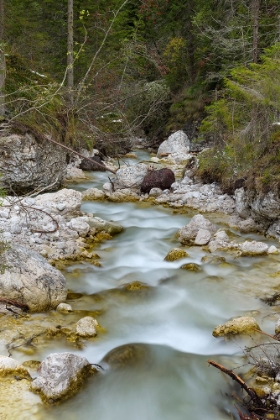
left=0, top=134, right=67, bottom=194
left=113, top=163, right=148, bottom=190
left=31, top=353, right=92, bottom=402
left=0, top=245, right=67, bottom=312
left=140, top=168, right=175, bottom=193
left=157, top=130, right=190, bottom=158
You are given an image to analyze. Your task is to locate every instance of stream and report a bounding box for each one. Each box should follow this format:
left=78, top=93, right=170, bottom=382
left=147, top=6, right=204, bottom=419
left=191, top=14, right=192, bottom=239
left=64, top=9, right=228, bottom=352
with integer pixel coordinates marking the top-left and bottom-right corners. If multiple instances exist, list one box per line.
left=34, top=151, right=280, bottom=419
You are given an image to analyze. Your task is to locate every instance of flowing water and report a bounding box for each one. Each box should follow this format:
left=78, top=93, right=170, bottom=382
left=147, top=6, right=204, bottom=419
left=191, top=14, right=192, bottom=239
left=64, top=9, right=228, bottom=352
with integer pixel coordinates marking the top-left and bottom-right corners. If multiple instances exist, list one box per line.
left=30, top=151, right=280, bottom=419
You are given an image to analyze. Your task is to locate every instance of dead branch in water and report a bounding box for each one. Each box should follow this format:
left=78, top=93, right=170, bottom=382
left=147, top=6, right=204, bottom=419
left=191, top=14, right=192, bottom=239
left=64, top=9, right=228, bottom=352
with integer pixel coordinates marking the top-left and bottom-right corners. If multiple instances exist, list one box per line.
left=207, top=360, right=264, bottom=409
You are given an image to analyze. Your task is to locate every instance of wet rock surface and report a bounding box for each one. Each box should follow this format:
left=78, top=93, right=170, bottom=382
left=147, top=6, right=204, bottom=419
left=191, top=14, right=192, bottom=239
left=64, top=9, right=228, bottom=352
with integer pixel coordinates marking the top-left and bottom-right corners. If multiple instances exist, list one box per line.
left=31, top=352, right=93, bottom=402
left=0, top=244, right=67, bottom=312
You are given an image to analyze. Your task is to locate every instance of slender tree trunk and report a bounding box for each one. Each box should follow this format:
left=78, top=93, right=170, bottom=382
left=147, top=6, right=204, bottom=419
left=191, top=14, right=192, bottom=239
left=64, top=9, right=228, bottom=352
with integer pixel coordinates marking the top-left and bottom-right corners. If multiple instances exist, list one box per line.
left=0, top=0, right=5, bottom=117
left=252, top=0, right=260, bottom=63
left=67, top=0, right=74, bottom=106
left=0, top=0, right=4, bottom=40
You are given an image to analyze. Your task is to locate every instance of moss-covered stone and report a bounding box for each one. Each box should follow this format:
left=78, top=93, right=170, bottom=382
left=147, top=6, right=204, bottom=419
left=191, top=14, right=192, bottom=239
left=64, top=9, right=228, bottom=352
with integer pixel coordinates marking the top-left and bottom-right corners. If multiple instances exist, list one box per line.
left=213, top=316, right=261, bottom=337
left=164, top=248, right=189, bottom=261
left=102, top=343, right=151, bottom=369
left=120, top=281, right=150, bottom=291
left=180, top=263, right=201, bottom=272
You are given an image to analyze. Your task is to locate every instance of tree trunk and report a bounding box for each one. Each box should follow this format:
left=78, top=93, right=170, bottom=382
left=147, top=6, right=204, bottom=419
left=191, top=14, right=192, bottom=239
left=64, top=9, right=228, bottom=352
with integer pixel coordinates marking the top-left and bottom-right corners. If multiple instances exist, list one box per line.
left=67, top=0, right=74, bottom=106
left=252, top=0, right=260, bottom=63
left=0, top=0, right=5, bottom=116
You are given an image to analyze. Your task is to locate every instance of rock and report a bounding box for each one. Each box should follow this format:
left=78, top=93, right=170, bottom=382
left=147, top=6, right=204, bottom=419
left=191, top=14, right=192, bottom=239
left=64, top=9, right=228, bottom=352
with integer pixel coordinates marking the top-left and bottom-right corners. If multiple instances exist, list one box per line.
left=64, top=166, right=88, bottom=180
left=194, top=228, right=212, bottom=245
left=251, top=192, right=280, bottom=220
left=207, top=231, right=231, bottom=253
left=180, top=263, right=201, bottom=272
left=267, top=221, right=280, bottom=241
left=238, top=218, right=263, bottom=233
left=82, top=188, right=105, bottom=200
left=140, top=168, right=175, bottom=194
left=164, top=248, right=189, bottom=261
left=235, top=188, right=251, bottom=219
left=35, top=188, right=82, bottom=215
left=113, top=163, right=148, bottom=190
left=179, top=214, right=217, bottom=245
left=87, top=216, right=123, bottom=235
left=79, top=156, right=106, bottom=171
left=275, top=319, right=280, bottom=335
left=0, top=359, right=40, bottom=419
left=69, top=218, right=90, bottom=237
left=0, top=356, right=30, bottom=377
left=240, top=241, right=269, bottom=256
left=0, top=244, right=67, bottom=312
left=149, top=187, right=162, bottom=197
left=103, top=182, right=113, bottom=194
left=76, top=316, right=98, bottom=337
left=0, top=134, right=67, bottom=194
left=31, top=352, right=92, bottom=402
left=157, top=131, right=190, bottom=158
left=213, top=316, right=260, bottom=337
left=56, top=303, right=73, bottom=313
left=268, top=245, right=279, bottom=254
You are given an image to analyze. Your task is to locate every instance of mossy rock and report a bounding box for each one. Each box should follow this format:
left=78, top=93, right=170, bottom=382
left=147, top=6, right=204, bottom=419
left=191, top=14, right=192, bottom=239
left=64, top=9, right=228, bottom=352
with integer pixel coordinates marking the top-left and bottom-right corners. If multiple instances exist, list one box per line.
left=92, top=232, right=113, bottom=242
left=180, top=263, right=201, bottom=272
left=120, top=281, right=150, bottom=291
left=270, top=271, right=280, bottom=278
left=213, top=316, right=261, bottom=337
left=102, top=343, right=151, bottom=369
left=201, top=256, right=226, bottom=264
left=164, top=248, right=189, bottom=262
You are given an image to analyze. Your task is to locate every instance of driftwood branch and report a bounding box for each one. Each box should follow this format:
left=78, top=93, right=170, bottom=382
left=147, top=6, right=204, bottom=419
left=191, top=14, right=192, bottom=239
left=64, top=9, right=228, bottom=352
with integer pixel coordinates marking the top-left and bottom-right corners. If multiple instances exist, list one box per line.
left=207, top=360, right=264, bottom=408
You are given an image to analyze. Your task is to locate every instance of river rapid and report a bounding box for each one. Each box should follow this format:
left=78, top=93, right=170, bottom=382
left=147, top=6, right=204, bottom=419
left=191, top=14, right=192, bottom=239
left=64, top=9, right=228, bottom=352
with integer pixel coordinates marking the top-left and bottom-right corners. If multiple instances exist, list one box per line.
left=32, top=151, right=280, bottom=420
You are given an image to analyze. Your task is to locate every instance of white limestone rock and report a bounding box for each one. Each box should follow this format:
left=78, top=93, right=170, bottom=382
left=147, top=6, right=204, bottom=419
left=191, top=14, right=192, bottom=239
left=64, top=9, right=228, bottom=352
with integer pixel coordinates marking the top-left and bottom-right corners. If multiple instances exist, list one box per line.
left=0, top=245, right=67, bottom=312
left=76, top=316, right=98, bottom=337
left=31, top=353, right=91, bottom=402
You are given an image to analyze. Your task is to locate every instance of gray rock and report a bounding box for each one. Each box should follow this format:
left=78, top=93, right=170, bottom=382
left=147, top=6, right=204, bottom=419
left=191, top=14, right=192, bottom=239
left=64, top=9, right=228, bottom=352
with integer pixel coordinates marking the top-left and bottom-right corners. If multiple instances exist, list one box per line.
left=56, top=303, right=73, bottom=313
left=76, top=316, right=98, bottom=337
left=0, top=134, right=67, bottom=194
left=114, top=163, right=148, bottom=190
left=194, top=228, right=212, bottom=245
left=69, top=218, right=90, bottom=237
left=0, top=245, right=67, bottom=311
left=179, top=214, right=216, bottom=244
left=240, top=240, right=269, bottom=256
left=157, top=131, right=190, bottom=158
left=31, top=353, right=91, bottom=402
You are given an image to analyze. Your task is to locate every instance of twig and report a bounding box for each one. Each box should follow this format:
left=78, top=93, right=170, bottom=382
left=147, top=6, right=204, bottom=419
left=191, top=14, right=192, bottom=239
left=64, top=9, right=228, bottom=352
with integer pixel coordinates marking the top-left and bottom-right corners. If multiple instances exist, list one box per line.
left=207, top=360, right=264, bottom=408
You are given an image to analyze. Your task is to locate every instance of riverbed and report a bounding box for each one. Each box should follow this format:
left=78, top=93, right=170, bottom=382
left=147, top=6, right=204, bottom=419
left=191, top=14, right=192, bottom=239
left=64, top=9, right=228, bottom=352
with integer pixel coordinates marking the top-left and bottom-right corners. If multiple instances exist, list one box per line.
left=4, top=150, right=280, bottom=420
left=33, top=151, right=279, bottom=420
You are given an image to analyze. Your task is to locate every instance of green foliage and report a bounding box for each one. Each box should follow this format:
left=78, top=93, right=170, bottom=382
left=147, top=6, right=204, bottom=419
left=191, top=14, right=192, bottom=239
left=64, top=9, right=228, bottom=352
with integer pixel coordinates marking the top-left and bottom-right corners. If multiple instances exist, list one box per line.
left=125, top=80, right=170, bottom=137
left=198, top=44, right=280, bottom=193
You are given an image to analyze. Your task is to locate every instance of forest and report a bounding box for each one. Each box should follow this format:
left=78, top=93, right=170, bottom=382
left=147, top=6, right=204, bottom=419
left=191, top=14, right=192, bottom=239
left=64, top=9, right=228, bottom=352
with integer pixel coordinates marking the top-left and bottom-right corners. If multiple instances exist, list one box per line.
left=0, top=0, right=280, bottom=194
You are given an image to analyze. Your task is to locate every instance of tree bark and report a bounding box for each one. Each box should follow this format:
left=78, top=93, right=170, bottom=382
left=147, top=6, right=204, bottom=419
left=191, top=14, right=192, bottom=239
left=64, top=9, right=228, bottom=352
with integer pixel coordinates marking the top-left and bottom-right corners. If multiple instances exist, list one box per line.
left=67, top=0, right=74, bottom=106
left=0, top=0, right=4, bottom=40
left=0, top=0, right=5, bottom=116
left=252, top=0, right=260, bottom=63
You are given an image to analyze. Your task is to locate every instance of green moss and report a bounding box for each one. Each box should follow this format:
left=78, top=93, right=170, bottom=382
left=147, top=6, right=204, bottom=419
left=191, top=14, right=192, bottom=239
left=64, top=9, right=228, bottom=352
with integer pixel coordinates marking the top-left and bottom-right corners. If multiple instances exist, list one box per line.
left=180, top=263, right=202, bottom=272
left=164, top=248, right=189, bottom=261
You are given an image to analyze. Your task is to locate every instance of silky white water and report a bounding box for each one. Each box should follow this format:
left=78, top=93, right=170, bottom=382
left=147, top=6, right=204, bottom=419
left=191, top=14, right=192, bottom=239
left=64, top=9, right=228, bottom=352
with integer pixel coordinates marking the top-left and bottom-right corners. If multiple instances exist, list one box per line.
left=37, top=151, right=280, bottom=420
